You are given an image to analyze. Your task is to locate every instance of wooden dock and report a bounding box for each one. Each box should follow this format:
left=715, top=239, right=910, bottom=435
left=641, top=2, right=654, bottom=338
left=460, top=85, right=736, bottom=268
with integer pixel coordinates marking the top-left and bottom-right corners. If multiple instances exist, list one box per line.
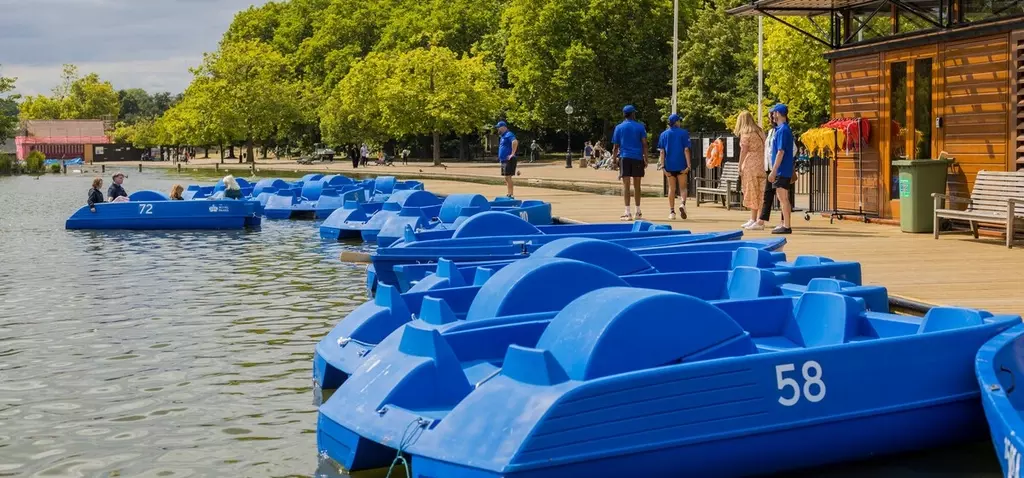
left=422, top=179, right=1024, bottom=315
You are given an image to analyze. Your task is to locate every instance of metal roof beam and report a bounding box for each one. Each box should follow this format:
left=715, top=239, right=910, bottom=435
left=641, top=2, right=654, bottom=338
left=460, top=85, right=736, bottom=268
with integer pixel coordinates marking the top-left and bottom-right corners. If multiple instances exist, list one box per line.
left=761, top=9, right=839, bottom=48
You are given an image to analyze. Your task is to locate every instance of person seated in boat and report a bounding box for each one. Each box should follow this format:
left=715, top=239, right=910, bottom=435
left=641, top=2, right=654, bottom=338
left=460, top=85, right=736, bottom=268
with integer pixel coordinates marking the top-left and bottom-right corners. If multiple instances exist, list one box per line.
left=222, top=175, right=243, bottom=199
left=169, top=184, right=185, bottom=200
left=88, top=177, right=104, bottom=212
left=108, top=172, right=129, bottom=203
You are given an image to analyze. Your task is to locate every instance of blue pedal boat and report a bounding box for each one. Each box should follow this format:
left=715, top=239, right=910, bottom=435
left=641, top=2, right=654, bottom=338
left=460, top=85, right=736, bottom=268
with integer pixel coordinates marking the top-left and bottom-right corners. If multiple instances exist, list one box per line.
left=391, top=236, right=789, bottom=293
left=976, top=322, right=1024, bottom=478
left=369, top=228, right=743, bottom=289
left=374, top=195, right=554, bottom=247
left=66, top=196, right=262, bottom=230
left=320, top=190, right=444, bottom=241
left=314, top=246, right=874, bottom=394
left=263, top=175, right=366, bottom=220
left=317, top=286, right=1020, bottom=477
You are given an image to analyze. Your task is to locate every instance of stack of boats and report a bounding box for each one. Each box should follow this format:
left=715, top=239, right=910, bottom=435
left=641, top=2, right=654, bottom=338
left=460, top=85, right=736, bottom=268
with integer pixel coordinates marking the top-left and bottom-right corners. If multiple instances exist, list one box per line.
left=314, top=216, right=1024, bottom=478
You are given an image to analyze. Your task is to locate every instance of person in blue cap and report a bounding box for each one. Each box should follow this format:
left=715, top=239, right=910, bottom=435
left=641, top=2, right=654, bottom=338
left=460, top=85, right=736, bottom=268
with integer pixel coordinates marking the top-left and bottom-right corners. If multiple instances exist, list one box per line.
left=611, top=104, right=648, bottom=220
left=496, top=121, right=519, bottom=198
left=657, top=113, right=691, bottom=220
left=767, top=103, right=794, bottom=234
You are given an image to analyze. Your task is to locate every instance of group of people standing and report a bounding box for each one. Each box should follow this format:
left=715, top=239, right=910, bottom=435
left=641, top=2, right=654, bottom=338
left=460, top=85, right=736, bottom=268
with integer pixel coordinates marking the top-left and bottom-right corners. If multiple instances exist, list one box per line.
left=734, top=103, right=795, bottom=234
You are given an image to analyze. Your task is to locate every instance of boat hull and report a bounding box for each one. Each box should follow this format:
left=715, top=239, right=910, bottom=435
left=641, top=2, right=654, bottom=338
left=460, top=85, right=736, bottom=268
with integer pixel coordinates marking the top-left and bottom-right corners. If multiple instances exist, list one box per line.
left=976, top=323, right=1024, bottom=478
left=65, top=200, right=261, bottom=230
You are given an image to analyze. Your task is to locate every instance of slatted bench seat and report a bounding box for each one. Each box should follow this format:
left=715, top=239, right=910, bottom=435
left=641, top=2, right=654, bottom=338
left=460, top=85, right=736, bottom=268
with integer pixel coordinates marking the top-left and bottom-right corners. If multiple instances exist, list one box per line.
left=695, top=162, right=741, bottom=209
left=932, top=170, right=1024, bottom=248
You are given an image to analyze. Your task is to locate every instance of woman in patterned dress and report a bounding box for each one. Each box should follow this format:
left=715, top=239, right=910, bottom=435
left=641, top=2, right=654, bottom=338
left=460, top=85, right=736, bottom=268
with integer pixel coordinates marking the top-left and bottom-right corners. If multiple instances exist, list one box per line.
left=733, top=111, right=767, bottom=228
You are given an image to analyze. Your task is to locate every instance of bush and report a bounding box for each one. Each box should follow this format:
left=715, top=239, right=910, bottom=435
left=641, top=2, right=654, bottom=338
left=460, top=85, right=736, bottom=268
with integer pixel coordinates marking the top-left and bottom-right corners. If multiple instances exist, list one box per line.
left=49, top=163, right=62, bottom=174
left=0, top=154, right=12, bottom=176
left=25, top=151, right=45, bottom=174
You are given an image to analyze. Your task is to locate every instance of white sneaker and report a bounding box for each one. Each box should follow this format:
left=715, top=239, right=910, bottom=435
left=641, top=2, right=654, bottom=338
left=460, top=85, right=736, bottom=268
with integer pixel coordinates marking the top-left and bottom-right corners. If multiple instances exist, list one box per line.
left=745, top=221, right=765, bottom=230
left=741, top=219, right=755, bottom=228
left=669, top=212, right=676, bottom=220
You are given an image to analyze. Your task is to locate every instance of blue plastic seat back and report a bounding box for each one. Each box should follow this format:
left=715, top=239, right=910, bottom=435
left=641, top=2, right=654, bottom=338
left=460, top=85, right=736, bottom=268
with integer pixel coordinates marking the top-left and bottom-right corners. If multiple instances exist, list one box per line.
left=732, top=247, right=778, bottom=268
left=374, top=176, right=397, bottom=195
left=536, top=288, right=755, bottom=381
left=785, top=292, right=865, bottom=347
left=918, top=307, right=991, bottom=333
left=726, top=266, right=781, bottom=299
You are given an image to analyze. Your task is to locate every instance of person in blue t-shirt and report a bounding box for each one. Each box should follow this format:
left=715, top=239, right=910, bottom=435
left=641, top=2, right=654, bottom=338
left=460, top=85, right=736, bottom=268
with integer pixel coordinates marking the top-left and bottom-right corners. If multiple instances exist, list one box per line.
left=657, top=113, right=691, bottom=221
left=611, top=105, right=648, bottom=221
left=496, top=121, right=519, bottom=199
left=767, top=103, right=795, bottom=234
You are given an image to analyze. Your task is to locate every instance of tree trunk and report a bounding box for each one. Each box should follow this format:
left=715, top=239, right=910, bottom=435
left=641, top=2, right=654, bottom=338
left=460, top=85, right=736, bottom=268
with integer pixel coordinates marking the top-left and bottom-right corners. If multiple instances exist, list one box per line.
left=218, top=144, right=224, bottom=164
left=203, top=147, right=209, bottom=159
left=459, top=135, right=466, bottom=161
left=246, top=139, right=255, bottom=164
left=227, top=146, right=236, bottom=160
left=432, top=131, right=441, bottom=166
left=260, top=145, right=268, bottom=159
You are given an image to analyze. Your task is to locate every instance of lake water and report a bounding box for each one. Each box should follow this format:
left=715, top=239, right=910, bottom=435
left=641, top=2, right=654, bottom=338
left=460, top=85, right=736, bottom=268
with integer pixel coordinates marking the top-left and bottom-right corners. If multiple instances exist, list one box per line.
left=0, top=170, right=1005, bottom=477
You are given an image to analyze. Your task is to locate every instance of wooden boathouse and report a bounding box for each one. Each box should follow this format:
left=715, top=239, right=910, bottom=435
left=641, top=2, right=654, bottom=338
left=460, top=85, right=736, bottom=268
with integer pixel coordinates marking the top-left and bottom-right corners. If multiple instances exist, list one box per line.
left=728, top=0, right=1024, bottom=220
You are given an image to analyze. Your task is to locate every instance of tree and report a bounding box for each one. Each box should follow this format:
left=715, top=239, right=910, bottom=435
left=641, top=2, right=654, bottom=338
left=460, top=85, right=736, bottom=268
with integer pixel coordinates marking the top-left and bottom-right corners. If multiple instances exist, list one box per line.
left=321, top=47, right=505, bottom=165
left=762, top=17, right=829, bottom=132
left=0, top=69, right=18, bottom=143
left=178, top=40, right=304, bottom=162
left=502, top=0, right=674, bottom=133
left=673, top=4, right=758, bottom=131
left=19, top=65, right=120, bottom=121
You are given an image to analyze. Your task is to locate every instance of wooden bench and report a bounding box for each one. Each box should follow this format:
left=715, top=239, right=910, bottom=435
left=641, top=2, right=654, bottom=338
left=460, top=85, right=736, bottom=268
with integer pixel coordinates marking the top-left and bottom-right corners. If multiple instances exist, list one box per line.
left=933, top=170, right=1024, bottom=248
left=695, top=162, right=741, bottom=209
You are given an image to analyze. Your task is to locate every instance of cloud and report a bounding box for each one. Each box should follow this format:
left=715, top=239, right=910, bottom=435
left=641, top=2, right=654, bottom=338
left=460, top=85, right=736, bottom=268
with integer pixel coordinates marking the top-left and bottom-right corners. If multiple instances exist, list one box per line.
left=0, top=0, right=268, bottom=96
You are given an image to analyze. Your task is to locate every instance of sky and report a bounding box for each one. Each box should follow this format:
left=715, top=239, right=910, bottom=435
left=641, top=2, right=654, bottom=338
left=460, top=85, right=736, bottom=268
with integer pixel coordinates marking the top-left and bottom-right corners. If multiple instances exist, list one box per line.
left=0, top=0, right=267, bottom=97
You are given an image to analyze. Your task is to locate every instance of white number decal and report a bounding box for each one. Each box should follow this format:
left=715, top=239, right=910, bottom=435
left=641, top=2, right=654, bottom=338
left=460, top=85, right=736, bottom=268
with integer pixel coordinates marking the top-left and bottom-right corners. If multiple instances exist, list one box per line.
left=138, top=204, right=153, bottom=215
left=519, top=211, right=529, bottom=221
left=776, top=360, right=826, bottom=406
left=1006, top=437, right=1020, bottom=478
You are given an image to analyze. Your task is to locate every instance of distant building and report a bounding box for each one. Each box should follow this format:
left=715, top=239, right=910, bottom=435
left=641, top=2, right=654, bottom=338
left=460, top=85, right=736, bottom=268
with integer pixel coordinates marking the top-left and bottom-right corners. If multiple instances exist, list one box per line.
left=14, top=120, right=110, bottom=161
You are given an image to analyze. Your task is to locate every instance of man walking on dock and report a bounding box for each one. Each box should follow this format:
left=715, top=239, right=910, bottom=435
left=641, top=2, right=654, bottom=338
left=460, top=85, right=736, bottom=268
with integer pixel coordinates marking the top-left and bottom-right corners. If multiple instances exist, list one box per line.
left=658, top=113, right=691, bottom=220
left=496, top=121, right=519, bottom=199
left=612, top=104, right=648, bottom=220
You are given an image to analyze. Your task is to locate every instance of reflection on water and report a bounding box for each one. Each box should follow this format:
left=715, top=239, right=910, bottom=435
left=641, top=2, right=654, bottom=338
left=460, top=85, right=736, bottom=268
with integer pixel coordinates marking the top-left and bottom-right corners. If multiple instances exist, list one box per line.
left=0, top=172, right=1005, bottom=478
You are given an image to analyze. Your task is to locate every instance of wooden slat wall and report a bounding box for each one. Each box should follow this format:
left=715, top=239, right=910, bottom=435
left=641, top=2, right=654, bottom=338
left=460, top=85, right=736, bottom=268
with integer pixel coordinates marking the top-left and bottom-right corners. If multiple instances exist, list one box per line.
left=832, top=54, right=883, bottom=215
left=1012, top=30, right=1024, bottom=171
left=941, top=34, right=1011, bottom=194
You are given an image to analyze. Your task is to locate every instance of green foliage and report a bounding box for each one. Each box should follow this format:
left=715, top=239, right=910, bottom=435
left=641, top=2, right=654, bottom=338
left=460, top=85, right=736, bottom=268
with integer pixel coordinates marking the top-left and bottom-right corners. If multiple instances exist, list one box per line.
left=321, top=47, right=505, bottom=164
left=673, top=4, right=758, bottom=132
left=502, top=0, right=673, bottom=130
left=117, top=89, right=180, bottom=124
left=18, top=65, right=120, bottom=121
left=49, top=163, right=62, bottom=174
left=762, top=18, right=829, bottom=132
left=0, top=154, right=13, bottom=176
left=25, top=151, right=45, bottom=174
left=0, top=68, right=17, bottom=143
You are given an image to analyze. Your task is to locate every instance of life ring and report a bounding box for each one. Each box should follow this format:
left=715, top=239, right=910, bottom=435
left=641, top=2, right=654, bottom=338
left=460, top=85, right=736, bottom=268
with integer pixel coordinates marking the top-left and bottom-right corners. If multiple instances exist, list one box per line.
left=705, top=139, right=724, bottom=168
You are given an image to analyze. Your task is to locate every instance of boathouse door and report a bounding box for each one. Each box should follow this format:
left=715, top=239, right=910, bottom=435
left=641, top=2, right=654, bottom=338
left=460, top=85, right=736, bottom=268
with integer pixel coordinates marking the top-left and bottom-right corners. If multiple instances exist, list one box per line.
left=882, top=46, right=941, bottom=220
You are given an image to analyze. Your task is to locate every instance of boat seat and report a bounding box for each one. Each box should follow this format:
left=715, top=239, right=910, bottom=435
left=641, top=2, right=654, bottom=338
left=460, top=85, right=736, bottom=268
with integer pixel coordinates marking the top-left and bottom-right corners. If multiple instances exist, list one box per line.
left=918, top=307, right=992, bottom=333
left=785, top=292, right=868, bottom=347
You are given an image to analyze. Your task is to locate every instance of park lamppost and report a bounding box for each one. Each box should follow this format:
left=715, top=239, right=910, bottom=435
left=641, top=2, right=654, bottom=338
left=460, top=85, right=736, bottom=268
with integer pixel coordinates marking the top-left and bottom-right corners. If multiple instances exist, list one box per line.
left=565, top=104, right=574, bottom=168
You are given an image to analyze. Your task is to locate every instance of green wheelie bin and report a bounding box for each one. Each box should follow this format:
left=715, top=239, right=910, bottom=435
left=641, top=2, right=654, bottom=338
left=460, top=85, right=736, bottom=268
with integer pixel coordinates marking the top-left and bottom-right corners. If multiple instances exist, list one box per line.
left=892, top=158, right=952, bottom=233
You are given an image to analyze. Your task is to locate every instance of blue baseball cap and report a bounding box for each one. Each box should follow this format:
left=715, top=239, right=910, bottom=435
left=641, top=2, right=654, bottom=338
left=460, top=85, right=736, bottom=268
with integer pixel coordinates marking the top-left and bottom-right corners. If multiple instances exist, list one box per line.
left=770, top=103, right=788, bottom=115
left=495, top=121, right=507, bottom=128
left=623, top=105, right=636, bottom=114
left=668, top=113, right=681, bottom=125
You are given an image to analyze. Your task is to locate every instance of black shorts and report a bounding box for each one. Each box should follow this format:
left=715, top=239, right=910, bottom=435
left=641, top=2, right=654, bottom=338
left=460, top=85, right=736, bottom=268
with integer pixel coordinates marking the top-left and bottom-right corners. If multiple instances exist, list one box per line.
left=621, top=158, right=645, bottom=178
left=665, top=169, right=687, bottom=177
left=501, top=157, right=518, bottom=176
left=773, top=175, right=793, bottom=190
